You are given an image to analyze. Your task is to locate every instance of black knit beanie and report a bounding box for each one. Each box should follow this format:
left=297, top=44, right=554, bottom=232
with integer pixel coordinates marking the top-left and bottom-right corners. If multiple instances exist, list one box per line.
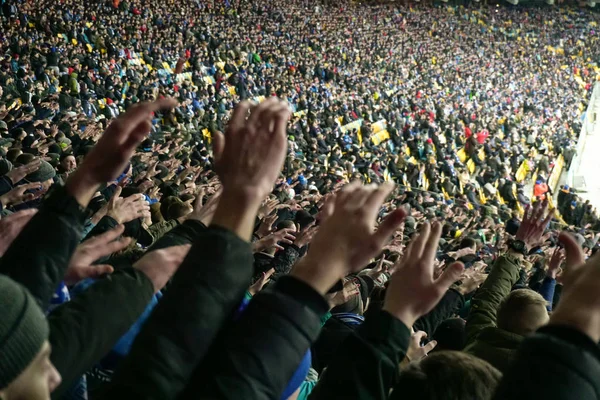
left=0, top=275, right=49, bottom=389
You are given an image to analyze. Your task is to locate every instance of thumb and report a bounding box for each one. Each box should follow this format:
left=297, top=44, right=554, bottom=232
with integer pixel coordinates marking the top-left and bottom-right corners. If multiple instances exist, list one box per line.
left=422, top=340, right=438, bottom=354
left=412, top=330, right=428, bottom=344
left=559, top=232, right=585, bottom=271
left=212, top=130, right=225, bottom=165
left=436, top=261, right=465, bottom=290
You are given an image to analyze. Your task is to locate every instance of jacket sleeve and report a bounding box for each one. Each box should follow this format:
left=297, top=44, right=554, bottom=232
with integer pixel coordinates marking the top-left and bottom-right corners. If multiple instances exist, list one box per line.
left=493, top=325, right=600, bottom=400
left=309, top=310, right=411, bottom=400
left=413, top=288, right=465, bottom=336
left=98, top=225, right=254, bottom=400
left=537, top=277, right=557, bottom=312
left=147, top=219, right=207, bottom=251
left=182, top=276, right=329, bottom=400
left=0, top=185, right=86, bottom=310
left=83, top=215, right=119, bottom=241
left=272, top=244, right=301, bottom=275
left=48, top=268, right=155, bottom=399
left=0, top=175, right=13, bottom=196
left=465, top=254, right=521, bottom=346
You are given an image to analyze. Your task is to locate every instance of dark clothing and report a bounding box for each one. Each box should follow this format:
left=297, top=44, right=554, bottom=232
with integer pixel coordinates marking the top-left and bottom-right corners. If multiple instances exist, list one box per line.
left=493, top=325, right=600, bottom=400
left=99, top=225, right=254, bottom=399
left=181, top=276, right=329, bottom=399
left=310, top=310, right=411, bottom=400
left=464, top=253, right=522, bottom=372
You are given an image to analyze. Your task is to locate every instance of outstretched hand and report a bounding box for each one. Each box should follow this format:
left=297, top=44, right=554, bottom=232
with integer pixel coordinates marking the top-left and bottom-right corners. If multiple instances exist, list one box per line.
left=291, top=181, right=406, bottom=295
left=64, top=224, right=131, bottom=285
left=516, top=200, right=554, bottom=249
left=66, top=98, right=177, bottom=206
left=383, top=221, right=465, bottom=328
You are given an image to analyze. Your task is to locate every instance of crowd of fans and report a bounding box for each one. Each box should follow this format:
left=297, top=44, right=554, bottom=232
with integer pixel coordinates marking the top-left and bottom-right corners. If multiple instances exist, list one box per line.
left=2, top=0, right=600, bottom=399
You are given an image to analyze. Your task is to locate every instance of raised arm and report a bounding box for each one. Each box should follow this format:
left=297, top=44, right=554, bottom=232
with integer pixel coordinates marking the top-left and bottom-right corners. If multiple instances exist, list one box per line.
left=99, top=98, right=293, bottom=400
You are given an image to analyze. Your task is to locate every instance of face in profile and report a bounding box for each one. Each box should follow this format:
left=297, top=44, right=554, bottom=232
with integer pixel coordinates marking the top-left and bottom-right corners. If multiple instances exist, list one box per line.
left=0, top=341, right=61, bottom=400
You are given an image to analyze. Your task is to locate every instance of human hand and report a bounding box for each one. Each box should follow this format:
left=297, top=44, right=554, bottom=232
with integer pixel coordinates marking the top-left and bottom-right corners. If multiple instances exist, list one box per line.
left=0, top=182, right=43, bottom=207
left=366, top=254, right=391, bottom=282
left=326, top=279, right=360, bottom=309
left=186, top=188, right=221, bottom=225
left=406, top=330, right=437, bottom=363
left=66, top=98, right=177, bottom=206
left=515, top=200, right=554, bottom=249
left=546, top=246, right=564, bottom=279
left=212, top=98, right=291, bottom=202
left=257, top=198, right=279, bottom=220
left=64, top=224, right=131, bottom=285
left=0, top=209, right=38, bottom=257
left=133, top=244, right=192, bottom=293
left=293, top=222, right=318, bottom=248
left=291, top=181, right=406, bottom=295
left=5, top=159, right=41, bottom=185
left=383, top=222, right=465, bottom=328
left=107, top=187, right=151, bottom=224
left=248, top=268, right=275, bottom=296
left=210, top=98, right=291, bottom=241
left=549, top=232, right=600, bottom=341
left=457, top=271, right=488, bottom=295
left=252, top=228, right=296, bottom=253
left=256, top=213, right=278, bottom=238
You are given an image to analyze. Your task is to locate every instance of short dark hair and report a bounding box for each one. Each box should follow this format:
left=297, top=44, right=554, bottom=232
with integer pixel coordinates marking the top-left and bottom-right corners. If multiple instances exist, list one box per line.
left=497, top=289, right=548, bottom=336
left=391, top=351, right=501, bottom=400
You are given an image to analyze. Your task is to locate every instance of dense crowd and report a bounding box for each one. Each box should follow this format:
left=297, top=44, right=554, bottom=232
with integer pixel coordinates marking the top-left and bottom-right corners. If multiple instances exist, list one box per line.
left=2, top=0, right=600, bottom=399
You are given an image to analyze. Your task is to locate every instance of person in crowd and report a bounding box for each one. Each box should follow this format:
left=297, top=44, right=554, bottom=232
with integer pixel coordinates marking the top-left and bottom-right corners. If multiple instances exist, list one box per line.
left=1, top=1, right=600, bottom=400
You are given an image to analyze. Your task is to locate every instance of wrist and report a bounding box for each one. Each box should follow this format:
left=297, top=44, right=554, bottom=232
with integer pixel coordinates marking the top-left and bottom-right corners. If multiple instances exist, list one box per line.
left=290, top=256, right=346, bottom=296
left=106, top=211, right=123, bottom=224
left=382, top=305, right=418, bottom=328
left=65, top=168, right=101, bottom=208
left=211, top=188, right=263, bottom=242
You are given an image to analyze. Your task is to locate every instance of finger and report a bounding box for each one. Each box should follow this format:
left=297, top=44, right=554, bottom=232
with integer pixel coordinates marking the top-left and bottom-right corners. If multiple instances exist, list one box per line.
left=212, top=130, right=225, bottom=164
left=264, top=268, right=276, bottom=280
left=363, top=181, right=395, bottom=218
left=422, top=340, right=438, bottom=354
left=84, top=264, right=115, bottom=279
left=541, top=207, right=555, bottom=229
left=109, top=186, right=122, bottom=207
left=20, top=182, right=42, bottom=191
left=422, top=221, right=443, bottom=266
left=558, top=232, right=585, bottom=271
left=412, top=331, right=428, bottom=343
left=373, top=208, right=407, bottom=247
left=89, top=224, right=126, bottom=246
left=336, top=180, right=361, bottom=206
left=228, top=100, right=253, bottom=136
left=248, top=97, right=278, bottom=130
left=410, top=221, right=431, bottom=260
left=436, top=261, right=465, bottom=289
left=2, top=208, right=38, bottom=220
left=345, top=184, right=376, bottom=211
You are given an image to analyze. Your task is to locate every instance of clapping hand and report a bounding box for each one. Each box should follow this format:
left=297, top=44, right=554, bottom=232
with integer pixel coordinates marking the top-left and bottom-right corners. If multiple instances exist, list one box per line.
left=383, top=222, right=465, bottom=328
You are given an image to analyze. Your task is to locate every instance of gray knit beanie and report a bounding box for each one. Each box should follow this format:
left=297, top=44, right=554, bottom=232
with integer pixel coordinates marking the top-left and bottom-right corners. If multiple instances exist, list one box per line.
left=0, top=275, right=49, bottom=389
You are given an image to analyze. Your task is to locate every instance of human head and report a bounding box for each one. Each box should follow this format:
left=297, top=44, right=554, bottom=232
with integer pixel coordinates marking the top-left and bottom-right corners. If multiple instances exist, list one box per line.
left=59, top=154, right=76, bottom=172
left=392, top=351, right=501, bottom=400
left=496, top=289, right=549, bottom=336
left=0, top=275, right=61, bottom=400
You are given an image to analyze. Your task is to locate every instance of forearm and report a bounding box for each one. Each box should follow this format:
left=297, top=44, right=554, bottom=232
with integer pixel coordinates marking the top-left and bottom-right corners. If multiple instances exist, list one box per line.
left=0, top=185, right=86, bottom=310
left=310, top=310, right=411, bottom=400
left=49, top=268, right=155, bottom=398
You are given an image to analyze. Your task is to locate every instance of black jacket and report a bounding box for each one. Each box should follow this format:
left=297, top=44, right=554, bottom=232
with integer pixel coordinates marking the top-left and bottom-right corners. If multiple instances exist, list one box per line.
left=493, top=325, right=600, bottom=399
left=99, top=225, right=254, bottom=399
